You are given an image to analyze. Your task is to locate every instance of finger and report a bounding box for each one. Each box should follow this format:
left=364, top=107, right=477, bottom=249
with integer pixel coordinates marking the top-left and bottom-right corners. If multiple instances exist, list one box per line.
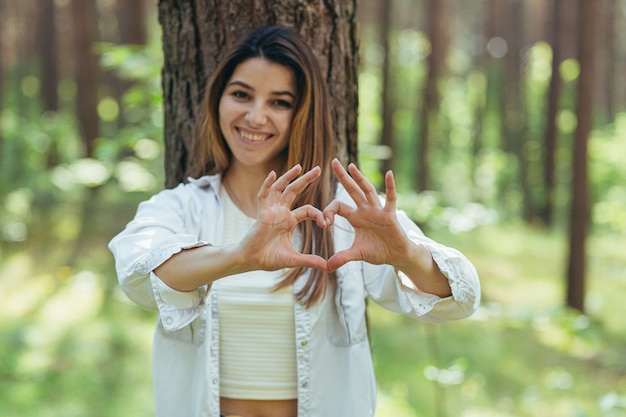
left=271, top=164, right=303, bottom=194
left=331, top=158, right=367, bottom=205
left=257, top=170, right=278, bottom=205
left=292, top=254, right=329, bottom=272
left=347, top=163, right=381, bottom=207
left=292, top=204, right=325, bottom=226
left=323, top=200, right=355, bottom=225
left=383, top=170, right=397, bottom=212
left=281, top=166, right=321, bottom=206
left=326, top=249, right=357, bottom=272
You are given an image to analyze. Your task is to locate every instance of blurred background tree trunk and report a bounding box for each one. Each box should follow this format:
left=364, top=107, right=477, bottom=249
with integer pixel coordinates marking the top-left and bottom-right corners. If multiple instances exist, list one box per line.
left=502, top=0, right=531, bottom=221
left=71, top=0, right=100, bottom=157
left=604, top=0, right=617, bottom=122
left=37, top=0, right=61, bottom=168
left=0, top=0, right=4, bottom=150
left=158, top=0, right=359, bottom=187
left=566, top=0, right=598, bottom=313
left=542, top=0, right=565, bottom=226
left=37, top=0, right=59, bottom=114
left=416, top=0, right=448, bottom=192
left=378, top=0, right=393, bottom=182
left=112, top=0, right=148, bottom=127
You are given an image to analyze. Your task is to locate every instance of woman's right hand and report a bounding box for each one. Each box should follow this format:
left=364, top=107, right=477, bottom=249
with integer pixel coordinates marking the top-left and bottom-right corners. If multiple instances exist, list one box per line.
left=238, top=164, right=329, bottom=272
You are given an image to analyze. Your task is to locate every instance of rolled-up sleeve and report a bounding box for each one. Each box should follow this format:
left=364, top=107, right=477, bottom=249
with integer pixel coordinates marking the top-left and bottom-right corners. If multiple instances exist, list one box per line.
left=364, top=210, right=481, bottom=323
left=108, top=184, right=212, bottom=330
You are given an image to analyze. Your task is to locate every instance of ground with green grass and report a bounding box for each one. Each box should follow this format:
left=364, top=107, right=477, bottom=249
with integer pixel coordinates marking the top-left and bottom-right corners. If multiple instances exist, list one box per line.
left=1, top=218, right=625, bottom=417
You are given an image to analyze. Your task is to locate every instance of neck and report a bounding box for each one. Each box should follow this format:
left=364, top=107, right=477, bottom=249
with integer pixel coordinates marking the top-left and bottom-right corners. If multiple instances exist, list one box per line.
left=222, top=167, right=265, bottom=219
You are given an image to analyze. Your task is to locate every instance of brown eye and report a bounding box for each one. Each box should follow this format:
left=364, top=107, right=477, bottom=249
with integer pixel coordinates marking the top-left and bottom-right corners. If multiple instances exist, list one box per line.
left=232, top=91, right=249, bottom=99
left=274, top=99, right=293, bottom=109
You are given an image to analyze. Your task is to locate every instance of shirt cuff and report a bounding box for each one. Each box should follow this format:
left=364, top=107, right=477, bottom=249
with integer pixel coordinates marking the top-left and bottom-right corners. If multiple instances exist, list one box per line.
left=150, top=271, right=208, bottom=331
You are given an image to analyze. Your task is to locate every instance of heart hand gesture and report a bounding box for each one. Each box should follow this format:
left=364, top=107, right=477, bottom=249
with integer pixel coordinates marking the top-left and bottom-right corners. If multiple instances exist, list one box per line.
left=323, top=158, right=412, bottom=272
left=239, top=164, right=329, bottom=272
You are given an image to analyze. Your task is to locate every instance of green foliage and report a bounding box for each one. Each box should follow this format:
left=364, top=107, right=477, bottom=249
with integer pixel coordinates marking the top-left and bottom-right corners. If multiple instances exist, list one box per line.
left=590, top=114, right=626, bottom=233
left=0, top=41, right=164, bottom=248
left=358, top=28, right=625, bottom=235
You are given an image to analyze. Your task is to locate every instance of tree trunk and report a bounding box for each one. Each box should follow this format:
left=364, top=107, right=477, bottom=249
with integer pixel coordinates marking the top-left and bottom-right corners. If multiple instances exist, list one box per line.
left=158, top=0, right=359, bottom=187
left=0, top=0, right=4, bottom=163
left=117, top=0, right=148, bottom=46
left=38, top=0, right=59, bottom=113
left=112, top=0, right=149, bottom=127
left=604, top=0, right=616, bottom=121
left=37, top=0, right=62, bottom=168
left=416, top=0, right=447, bottom=192
left=542, top=0, right=565, bottom=226
left=502, top=0, right=531, bottom=221
left=378, top=0, right=393, bottom=180
left=71, top=0, right=100, bottom=157
left=566, top=0, right=597, bottom=313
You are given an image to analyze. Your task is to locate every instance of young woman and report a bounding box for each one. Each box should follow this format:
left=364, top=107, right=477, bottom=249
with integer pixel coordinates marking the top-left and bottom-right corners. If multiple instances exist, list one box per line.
left=109, top=25, right=480, bottom=417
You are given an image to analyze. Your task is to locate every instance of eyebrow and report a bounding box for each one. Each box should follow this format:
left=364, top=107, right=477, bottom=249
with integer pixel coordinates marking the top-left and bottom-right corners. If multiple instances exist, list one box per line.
left=226, top=80, right=296, bottom=99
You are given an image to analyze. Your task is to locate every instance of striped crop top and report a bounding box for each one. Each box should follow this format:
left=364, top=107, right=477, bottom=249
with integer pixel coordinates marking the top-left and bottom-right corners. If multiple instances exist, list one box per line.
left=217, top=186, right=298, bottom=400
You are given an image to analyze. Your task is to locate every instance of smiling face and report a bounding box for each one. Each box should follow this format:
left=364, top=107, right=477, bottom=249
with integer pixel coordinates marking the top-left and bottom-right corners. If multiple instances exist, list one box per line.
left=218, top=57, right=297, bottom=174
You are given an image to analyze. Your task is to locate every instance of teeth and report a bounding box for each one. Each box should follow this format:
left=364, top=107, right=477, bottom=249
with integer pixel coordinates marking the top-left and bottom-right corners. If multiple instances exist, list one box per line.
left=240, top=130, right=267, bottom=142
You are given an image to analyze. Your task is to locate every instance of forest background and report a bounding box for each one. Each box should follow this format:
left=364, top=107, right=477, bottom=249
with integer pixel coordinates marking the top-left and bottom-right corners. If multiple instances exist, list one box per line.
left=1, top=0, right=625, bottom=416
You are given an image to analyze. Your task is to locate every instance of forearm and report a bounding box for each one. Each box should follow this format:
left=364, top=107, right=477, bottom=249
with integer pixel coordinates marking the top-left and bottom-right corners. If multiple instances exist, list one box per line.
left=394, top=241, right=452, bottom=298
left=154, top=243, right=248, bottom=292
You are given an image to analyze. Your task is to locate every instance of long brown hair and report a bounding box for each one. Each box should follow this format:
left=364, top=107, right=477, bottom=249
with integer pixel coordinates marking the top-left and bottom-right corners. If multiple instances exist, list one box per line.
left=187, top=25, right=337, bottom=306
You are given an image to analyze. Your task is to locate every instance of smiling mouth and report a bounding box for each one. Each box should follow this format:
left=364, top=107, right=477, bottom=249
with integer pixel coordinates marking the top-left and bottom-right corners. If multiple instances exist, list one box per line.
left=238, top=128, right=271, bottom=142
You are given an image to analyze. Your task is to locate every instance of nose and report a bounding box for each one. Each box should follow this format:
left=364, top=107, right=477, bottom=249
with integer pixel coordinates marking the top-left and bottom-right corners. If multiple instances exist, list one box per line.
left=245, top=101, right=268, bottom=127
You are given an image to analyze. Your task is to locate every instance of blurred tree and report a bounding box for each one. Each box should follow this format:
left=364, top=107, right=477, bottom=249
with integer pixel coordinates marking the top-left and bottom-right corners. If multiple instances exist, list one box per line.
left=71, top=0, right=100, bottom=157
left=14, top=1, right=37, bottom=118
left=469, top=0, right=495, bottom=199
left=378, top=0, right=394, bottom=181
left=112, top=0, right=149, bottom=127
left=0, top=0, right=4, bottom=113
left=37, top=0, right=59, bottom=113
left=502, top=0, right=532, bottom=221
left=604, top=0, right=617, bottom=121
left=37, top=0, right=61, bottom=168
left=483, top=0, right=503, bottom=146
left=416, top=0, right=449, bottom=192
left=566, top=0, right=598, bottom=313
left=117, top=0, right=149, bottom=46
left=542, top=0, right=566, bottom=226
left=0, top=0, right=3, bottom=162
left=158, top=0, right=359, bottom=187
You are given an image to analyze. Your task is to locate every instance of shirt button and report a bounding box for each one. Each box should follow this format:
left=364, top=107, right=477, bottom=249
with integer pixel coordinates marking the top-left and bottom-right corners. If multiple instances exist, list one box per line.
left=164, top=316, right=174, bottom=326
left=300, top=340, right=308, bottom=347
left=301, top=381, right=308, bottom=389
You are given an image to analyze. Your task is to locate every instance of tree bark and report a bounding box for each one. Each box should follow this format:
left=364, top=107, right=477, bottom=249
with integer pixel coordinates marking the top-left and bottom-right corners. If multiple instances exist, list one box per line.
left=71, top=0, right=100, bottom=157
left=158, top=0, right=359, bottom=188
left=566, top=0, right=597, bottom=313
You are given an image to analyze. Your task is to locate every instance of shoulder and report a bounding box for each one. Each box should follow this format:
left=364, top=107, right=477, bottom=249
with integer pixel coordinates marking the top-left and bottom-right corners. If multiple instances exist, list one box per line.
left=160, top=174, right=221, bottom=197
left=143, top=174, right=222, bottom=210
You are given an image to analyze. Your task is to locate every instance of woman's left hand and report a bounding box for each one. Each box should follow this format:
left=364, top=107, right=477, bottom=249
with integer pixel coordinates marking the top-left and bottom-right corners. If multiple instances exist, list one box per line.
left=323, top=158, right=412, bottom=272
